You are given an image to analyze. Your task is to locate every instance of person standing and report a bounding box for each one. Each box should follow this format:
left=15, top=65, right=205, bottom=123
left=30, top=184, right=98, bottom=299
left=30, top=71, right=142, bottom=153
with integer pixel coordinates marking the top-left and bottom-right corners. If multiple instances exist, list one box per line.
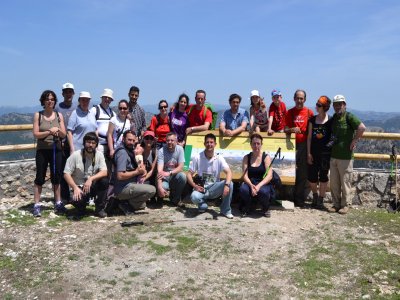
left=32, top=90, right=67, bottom=216
left=284, top=89, right=313, bottom=207
left=307, top=96, right=332, bottom=210
left=56, top=82, right=76, bottom=203
left=90, top=89, right=115, bottom=170
left=169, top=93, right=189, bottom=147
left=268, top=89, right=287, bottom=135
left=328, top=95, right=366, bottom=214
left=156, top=132, right=187, bottom=206
left=127, top=86, right=146, bottom=139
left=114, top=131, right=156, bottom=212
left=186, top=89, right=212, bottom=135
left=67, top=91, right=97, bottom=153
left=249, top=90, right=268, bottom=133
left=219, top=93, right=249, bottom=137
left=148, top=100, right=171, bottom=149
left=64, top=132, right=108, bottom=218
left=186, top=133, right=234, bottom=219
left=107, top=99, right=131, bottom=159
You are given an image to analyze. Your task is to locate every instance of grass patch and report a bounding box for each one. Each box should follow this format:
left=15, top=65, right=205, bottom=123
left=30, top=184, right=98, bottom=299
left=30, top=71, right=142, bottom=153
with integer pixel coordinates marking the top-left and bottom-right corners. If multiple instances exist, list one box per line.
left=111, top=231, right=140, bottom=247
left=3, top=209, right=36, bottom=226
left=147, top=241, right=172, bottom=255
left=46, top=215, right=66, bottom=227
left=129, top=271, right=141, bottom=277
left=175, top=235, right=198, bottom=253
left=348, top=209, right=400, bottom=235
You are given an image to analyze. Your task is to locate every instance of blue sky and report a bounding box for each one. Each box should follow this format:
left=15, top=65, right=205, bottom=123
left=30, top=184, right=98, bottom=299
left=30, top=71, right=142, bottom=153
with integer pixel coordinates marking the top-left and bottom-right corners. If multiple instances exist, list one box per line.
left=1, top=0, right=399, bottom=112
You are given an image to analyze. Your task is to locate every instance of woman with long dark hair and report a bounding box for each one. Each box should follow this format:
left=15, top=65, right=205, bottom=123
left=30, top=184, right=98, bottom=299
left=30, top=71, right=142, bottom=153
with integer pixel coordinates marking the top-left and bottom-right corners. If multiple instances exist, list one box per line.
left=148, top=99, right=171, bottom=149
left=32, top=90, right=67, bottom=217
left=169, top=93, right=189, bottom=146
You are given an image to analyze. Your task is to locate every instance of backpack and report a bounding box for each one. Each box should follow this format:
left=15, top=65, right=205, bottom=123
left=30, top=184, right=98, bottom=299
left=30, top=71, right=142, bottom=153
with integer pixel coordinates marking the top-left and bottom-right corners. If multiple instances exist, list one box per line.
left=38, top=110, right=61, bottom=126
left=150, top=114, right=170, bottom=128
left=188, top=103, right=218, bottom=130
left=95, top=104, right=115, bottom=120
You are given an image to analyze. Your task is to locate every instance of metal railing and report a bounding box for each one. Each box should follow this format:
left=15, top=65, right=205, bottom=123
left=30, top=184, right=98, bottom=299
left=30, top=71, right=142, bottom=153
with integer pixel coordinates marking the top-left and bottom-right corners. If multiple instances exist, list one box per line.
left=0, top=124, right=400, bottom=161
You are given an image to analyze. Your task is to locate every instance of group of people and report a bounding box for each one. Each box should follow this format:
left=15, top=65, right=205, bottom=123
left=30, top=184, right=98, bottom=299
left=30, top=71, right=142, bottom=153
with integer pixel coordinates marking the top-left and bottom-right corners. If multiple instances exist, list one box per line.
left=32, top=83, right=365, bottom=219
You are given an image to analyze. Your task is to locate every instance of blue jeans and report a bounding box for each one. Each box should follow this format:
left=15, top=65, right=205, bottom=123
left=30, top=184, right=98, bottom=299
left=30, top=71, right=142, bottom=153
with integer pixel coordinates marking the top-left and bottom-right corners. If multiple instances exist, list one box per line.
left=190, top=180, right=233, bottom=215
left=162, top=172, right=187, bottom=204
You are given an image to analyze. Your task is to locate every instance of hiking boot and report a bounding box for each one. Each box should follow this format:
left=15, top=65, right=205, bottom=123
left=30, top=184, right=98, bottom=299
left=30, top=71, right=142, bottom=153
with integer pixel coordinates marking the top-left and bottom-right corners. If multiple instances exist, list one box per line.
left=33, top=205, right=41, bottom=217
left=118, top=201, right=135, bottom=216
left=311, top=193, right=318, bottom=208
left=327, top=206, right=338, bottom=213
left=338, top=206, right=349, bottom=215
left=294, top=200, right=305, bottom=208
left=54, top=202, right=67, bottom=214
left=316, top=197, right=326, bottom=210
left=95, top=209, right=107, bottom=218
left=263, top=210, right=271, bottom=218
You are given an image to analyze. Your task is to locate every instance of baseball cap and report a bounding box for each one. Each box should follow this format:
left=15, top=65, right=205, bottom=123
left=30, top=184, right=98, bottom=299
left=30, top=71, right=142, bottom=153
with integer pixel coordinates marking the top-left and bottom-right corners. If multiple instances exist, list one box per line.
left=271, top=89, right=282, bottom=97
left=143, top=130, right=155, bottom=138
left=250, top=90, right=260, bottom=97
left=333, top=94, right=346, bottom=103
left=62, top=82, right=74, bottom=90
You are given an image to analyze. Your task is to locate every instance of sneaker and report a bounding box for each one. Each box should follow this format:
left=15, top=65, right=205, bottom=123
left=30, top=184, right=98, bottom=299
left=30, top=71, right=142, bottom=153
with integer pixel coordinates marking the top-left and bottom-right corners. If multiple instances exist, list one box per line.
left=33, top=205, right=41, bottom=217
left=95, top=209, right=107, bottom=218
left=316, top=197, right=326, bottom=210
left=221, top=212, right=234, bottom=219
left=338, top=206, right=349, bottom=215
left=54, top=202, right=67, bottom=214
left=327, top=206, right=338, bottom=213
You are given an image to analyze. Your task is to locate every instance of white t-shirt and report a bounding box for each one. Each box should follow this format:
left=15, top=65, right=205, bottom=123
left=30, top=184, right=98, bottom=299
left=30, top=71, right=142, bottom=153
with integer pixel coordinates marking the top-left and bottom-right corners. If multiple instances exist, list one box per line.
left=90, top=104, right=115, bottom=145
left=109, top=115, right=131, bottom=149
left=189, top=151, right=229, bottom=188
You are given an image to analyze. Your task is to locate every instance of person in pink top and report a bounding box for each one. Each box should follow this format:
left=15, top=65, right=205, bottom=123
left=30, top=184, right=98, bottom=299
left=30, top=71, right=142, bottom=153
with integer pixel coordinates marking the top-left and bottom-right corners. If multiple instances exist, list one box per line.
left=284, top=89, right=314, bottom=207
left=268, top=89, right=287, bottom=135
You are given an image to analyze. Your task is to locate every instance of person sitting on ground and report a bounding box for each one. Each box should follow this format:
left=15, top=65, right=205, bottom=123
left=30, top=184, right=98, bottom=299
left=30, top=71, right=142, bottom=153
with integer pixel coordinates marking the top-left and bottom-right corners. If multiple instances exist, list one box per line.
left=32, top=90, right=67, bottom=217
left=239, top=133, right=274, bottom=217
left=185, top=89, right=212, bottom=135
left=307, top=96, right=332, bottom=210
left=63, top=132, right=108, bottom=218
left=148, top=99, right=171, bottom=149
left=249, top=90, right=268, bottom=133
left=107, top=99, right=131, bottom=159
left=186, top=133, right=234, bottom=219
left=156, top=132, right=187, bottom=206
left=268, top=89, right=287, bottom=135
left=113, top=130, right=156, bottom=214
left=219, top=93, right=249, bottom=137
left=169, top=93, right=189, bottom=146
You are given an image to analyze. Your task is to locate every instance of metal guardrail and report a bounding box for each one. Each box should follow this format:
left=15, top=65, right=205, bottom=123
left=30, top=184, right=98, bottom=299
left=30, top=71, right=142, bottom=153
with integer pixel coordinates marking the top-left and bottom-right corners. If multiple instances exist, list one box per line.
left=0, top=124, right=400, bottom=160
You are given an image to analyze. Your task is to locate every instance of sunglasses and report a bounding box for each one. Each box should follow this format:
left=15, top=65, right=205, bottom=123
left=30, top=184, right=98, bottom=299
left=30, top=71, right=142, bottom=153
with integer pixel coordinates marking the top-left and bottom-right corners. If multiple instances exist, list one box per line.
left=119, top=107, right=128, bottom=110
left=316, top=103, right=323, bottom=108
left=159, top=106, right=168, bottom=109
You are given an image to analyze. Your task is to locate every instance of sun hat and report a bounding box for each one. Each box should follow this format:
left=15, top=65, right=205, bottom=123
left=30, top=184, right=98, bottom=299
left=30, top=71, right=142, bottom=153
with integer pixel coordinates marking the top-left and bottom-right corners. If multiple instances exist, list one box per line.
left=250, top=90, right=260, bottom=97
left=101, top=88, right=113, bottom=99
left=271, top=89, right=282, bottom=97
left=143, top=131, right=155, bottom=138
left=333, top=94, right=346, bottom=103
left=79, top=91, right=91, bottom=99
left=62, top=82, right=74, bottom=90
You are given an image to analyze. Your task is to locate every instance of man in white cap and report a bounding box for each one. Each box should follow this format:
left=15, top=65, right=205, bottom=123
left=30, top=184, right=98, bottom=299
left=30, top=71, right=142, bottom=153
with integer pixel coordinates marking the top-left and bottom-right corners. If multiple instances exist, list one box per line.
left=67, top=91, right=97, bottom=153
left=56, top=82, right=77, bottom=203
left=328, top=95, right=365, bottom=214
left=90, top=89, right=115, bottom=171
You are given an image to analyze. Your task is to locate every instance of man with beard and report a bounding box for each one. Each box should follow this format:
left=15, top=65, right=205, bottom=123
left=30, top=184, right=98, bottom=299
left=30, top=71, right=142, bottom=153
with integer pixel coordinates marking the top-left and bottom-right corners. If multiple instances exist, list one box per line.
left=328, top=95, right=365, bottom=214
left=156, top=132, right=187, bottom=206
left=219, top=93, right=249, bottom=137
left=64, top=132, right=108, bottom=218
left=114, top=130, right=156, bottom=213
left=127, top=86, right=146, bottom=139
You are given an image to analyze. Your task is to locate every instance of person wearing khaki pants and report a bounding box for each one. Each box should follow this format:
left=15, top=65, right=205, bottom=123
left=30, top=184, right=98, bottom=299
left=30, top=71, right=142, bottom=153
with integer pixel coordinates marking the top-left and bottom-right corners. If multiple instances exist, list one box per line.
left=328, top=95, right=365, bottom=214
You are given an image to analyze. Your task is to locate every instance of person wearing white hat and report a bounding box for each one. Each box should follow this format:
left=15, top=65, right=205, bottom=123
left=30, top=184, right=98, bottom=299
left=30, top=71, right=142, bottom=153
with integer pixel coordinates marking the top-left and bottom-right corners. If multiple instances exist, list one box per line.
left=56, top=82, right=77, bottom=204
left=90, top=89, right=115, bottom=172
left=328, top=94, right=366, bottom=214
left=67, top=91, right=97, bottom=153
left=249, top=90, right=268, bottom=133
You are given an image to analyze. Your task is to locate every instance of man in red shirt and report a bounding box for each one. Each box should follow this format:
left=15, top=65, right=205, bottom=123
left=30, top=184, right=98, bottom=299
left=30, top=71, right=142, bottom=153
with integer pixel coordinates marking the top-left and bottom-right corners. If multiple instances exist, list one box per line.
left=284, top=90, right=314, bottom=207
left=186, top=90, right=213, bottom=135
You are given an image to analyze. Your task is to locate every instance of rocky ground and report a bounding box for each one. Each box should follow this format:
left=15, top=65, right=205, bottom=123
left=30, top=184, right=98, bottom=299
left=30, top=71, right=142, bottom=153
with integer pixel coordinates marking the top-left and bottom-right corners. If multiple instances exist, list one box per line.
left=0, top=196, right=400, bottom=300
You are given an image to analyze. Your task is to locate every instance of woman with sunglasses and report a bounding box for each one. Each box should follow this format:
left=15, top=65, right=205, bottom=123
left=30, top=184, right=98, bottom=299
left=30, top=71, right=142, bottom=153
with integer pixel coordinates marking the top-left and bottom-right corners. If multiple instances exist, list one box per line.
left=32, top=90, right=67, bottom=217
left=169, top=93, right=189, bottom=147
left=148, top=99, right=171, bottom=149
left=107, top=99, right=132, bottom=158
left=307, top=96, right=332, bottom=210
left=140, top=131, right=158, bottom=186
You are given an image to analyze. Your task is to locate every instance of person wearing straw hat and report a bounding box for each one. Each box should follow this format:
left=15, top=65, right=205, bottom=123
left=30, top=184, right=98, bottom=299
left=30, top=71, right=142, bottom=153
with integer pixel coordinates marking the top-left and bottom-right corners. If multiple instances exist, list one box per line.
left=328, top=95, right=365, bottom=214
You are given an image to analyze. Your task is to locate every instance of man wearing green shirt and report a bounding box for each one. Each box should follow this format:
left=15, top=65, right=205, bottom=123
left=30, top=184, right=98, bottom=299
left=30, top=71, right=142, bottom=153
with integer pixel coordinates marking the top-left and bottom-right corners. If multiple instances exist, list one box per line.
left=328, top=95, right=366, bottom=214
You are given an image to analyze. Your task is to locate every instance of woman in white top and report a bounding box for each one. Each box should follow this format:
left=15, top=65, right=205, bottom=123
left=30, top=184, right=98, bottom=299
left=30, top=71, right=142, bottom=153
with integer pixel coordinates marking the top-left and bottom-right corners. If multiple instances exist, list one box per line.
left=107, top=99, right=131, bottom=158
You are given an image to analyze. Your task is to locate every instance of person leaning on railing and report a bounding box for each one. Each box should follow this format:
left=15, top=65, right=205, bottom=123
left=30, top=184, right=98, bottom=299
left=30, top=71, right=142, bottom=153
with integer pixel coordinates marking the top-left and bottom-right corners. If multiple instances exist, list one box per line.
left=32, top=90, right=67, bottom=217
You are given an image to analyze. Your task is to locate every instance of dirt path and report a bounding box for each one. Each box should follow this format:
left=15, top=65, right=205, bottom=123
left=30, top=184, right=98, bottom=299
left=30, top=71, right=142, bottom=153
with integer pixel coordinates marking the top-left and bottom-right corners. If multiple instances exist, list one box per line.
left=1, top=199, right=399, bottom=299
